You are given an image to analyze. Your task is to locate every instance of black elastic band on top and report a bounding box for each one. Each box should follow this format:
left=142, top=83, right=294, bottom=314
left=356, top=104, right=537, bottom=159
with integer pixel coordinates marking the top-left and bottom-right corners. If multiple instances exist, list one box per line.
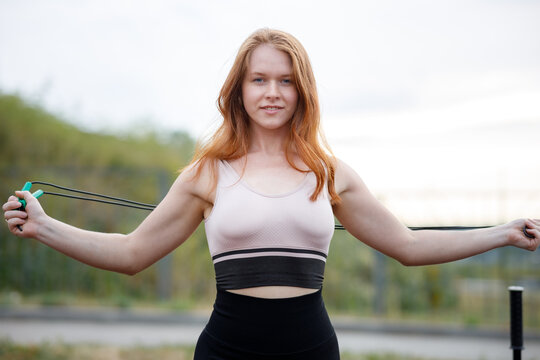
left=212, top=247, right=328, bottom=261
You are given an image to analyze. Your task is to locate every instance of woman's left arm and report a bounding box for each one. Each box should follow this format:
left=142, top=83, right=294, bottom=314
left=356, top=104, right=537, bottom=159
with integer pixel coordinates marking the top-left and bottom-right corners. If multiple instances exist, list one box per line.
left=332, top=159, right=539, bottom=266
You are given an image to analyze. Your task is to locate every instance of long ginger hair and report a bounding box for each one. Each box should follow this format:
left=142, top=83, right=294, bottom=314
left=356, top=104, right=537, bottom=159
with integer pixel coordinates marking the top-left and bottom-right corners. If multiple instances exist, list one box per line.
left=188, top=28, right=340, bottom=204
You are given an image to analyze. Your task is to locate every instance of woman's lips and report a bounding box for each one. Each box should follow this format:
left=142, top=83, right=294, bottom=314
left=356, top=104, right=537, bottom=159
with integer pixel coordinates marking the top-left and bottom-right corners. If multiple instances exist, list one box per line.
left=261, top=106, right=283, bottom=114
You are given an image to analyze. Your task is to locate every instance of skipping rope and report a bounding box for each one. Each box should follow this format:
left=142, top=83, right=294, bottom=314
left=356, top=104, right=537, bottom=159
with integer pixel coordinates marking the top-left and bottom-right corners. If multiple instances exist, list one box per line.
left=15, top=180, right=534, bottom=238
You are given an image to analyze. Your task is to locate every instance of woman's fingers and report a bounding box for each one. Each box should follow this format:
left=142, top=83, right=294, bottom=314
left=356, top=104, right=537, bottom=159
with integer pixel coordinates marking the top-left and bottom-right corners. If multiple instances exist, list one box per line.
left=3, top=205, right=24, bottom=224
left=524, top=219, right=539, bottom=235
left=4, top=190, right=47, bottom=238
left=4, top=210, right=27, bottom=234
left=3, top=197, right=22, bottom=212
left=3, top=193, right=27, bottom=218
left=15, top=191, right=43, bottom=212
left=6, top=216, right=25, bottom=230
left=4, top=208, right=27, bottom=220
left=506, top=219, right=538, bottom=252
left=522, top=219, right=539, bottom=251
left=3, top=192, right=34, bottom=236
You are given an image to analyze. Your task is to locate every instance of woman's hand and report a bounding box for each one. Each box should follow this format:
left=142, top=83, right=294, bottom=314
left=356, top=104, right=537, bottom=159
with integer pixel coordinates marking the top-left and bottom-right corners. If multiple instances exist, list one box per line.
left=507, top=218, right=540, bottom=251
left=2, top=162, right=213, bottom=275
left=3, top=191, right=48, bottom=239
left=333, top=158, right=539, bottom=266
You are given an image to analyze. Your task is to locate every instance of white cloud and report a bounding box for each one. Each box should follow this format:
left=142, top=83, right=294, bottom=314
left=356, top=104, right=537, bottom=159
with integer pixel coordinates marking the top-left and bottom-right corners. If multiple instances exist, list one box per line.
left=325, top=90, right=540, bottom=141
left=2, top=0, right=539, bottom=136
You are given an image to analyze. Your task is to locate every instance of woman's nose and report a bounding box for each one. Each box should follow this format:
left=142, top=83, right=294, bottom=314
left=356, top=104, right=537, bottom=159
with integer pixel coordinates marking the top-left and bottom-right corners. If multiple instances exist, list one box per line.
left=265, top=81, right=280, bottom=99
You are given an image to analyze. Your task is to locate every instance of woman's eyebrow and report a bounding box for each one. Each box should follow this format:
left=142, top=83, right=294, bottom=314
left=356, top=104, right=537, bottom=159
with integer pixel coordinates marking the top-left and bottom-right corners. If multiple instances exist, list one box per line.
left=248, top=71, right=292, bottom=77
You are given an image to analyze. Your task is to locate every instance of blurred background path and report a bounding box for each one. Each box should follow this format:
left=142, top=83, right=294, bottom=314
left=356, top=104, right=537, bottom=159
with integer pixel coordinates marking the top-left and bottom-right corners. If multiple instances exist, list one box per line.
left=1, top=306, right=539, bottom=360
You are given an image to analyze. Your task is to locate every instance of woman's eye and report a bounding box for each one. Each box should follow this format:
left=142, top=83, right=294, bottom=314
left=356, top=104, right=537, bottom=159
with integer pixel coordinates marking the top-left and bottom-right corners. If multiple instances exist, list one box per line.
left=281, top=79, right=291, bottom=84
left=253, top=78, right=264, bottom=83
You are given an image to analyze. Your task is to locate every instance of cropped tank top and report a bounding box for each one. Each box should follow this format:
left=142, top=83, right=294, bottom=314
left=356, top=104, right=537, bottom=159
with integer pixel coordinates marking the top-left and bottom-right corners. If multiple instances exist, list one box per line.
left=204, top=160, right=335, bottom=290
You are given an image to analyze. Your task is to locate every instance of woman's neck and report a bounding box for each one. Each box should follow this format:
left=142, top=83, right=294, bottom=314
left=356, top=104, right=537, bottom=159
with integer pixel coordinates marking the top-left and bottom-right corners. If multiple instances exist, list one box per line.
left=248, top=126, right=289, bottom=156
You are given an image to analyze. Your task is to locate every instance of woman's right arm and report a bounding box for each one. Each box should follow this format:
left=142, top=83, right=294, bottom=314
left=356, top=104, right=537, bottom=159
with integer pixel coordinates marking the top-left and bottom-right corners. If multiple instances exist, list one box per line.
left=2, top=165, right=212, bottom=275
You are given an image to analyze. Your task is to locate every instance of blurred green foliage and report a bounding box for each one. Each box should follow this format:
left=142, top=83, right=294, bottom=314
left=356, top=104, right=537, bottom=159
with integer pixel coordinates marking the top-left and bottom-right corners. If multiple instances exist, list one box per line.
left=0, top=92, right=215, bottom=305
left=0, top=92, right=538, bottom=329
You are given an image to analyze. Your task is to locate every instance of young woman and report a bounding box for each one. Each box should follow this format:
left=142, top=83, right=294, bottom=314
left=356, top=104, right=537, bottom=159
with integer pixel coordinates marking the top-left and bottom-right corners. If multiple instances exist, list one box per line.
left=3, top=28, right=539, bottom=359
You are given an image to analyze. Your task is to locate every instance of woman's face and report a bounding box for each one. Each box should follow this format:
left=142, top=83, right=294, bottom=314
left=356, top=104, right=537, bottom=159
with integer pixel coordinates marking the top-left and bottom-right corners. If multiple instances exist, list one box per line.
left=241, top=44, right=298, bottom=133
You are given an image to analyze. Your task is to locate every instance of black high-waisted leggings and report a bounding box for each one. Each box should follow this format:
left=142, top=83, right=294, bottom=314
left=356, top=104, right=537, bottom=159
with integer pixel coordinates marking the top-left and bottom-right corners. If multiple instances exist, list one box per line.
left=194, top=288, right=340, bottom=360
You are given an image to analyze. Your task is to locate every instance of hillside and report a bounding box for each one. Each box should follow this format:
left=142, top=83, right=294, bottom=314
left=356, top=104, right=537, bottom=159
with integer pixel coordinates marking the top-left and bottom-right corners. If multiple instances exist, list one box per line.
left=0, top=92, right=215, bottom=306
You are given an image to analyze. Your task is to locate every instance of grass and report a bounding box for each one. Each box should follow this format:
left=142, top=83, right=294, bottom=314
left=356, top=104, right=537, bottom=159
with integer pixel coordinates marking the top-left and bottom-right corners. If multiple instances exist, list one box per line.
left=0, top=340, right=194, bottom=360
left=0, top=290, right=209, bottom=313
left=0, top=339, right=463, bottom=360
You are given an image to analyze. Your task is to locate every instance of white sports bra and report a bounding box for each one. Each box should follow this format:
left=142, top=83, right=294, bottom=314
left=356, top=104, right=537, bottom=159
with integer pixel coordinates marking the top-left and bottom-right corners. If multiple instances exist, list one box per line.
left=204, top=160, right=335, bottom=289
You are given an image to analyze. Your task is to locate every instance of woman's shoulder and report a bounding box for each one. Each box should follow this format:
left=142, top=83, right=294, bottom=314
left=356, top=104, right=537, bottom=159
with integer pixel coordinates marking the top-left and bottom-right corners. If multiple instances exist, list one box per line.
left=332, top=157, right=365, bottom=195
left=175, top=159, right=218, bottom=202
left=181, top=158, right=214, bottom=176
left=331, top=157, right=351, bottom=177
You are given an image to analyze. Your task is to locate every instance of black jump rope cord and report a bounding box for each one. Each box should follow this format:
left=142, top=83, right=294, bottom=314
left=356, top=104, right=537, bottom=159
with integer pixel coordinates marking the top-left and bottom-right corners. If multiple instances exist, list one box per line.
left=19, top=181, right=535, bottom=236
left=31, top=181, right=156, bottom=209
left=41, top=191, right=155, bottom=211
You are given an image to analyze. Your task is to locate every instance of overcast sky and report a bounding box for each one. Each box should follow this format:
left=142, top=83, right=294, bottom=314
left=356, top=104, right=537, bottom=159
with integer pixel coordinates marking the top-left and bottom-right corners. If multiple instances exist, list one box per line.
left=1, top=0, right=539, bottom=221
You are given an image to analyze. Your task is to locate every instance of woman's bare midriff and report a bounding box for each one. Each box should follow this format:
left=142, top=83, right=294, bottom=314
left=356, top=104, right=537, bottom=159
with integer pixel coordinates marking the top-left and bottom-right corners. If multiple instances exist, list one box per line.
left=226, top=286, right=319, bottom=299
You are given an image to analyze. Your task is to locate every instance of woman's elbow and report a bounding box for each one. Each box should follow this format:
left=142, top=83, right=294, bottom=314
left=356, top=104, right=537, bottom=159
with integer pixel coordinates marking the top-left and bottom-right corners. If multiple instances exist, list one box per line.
left=396, top=255, right=418, bottom=267
left=373, top=248, right=416, bottom=267
left=120, top=234, right=149, bottom=275
left=121, top=264, right=142, bottom=276
left=393, top=247, right=430, bottom=267
left=115, top=256, right=142, bottom=276
left=391, top=237, right=420, bottom=267
left=120, top=257, right=151, bottom=276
